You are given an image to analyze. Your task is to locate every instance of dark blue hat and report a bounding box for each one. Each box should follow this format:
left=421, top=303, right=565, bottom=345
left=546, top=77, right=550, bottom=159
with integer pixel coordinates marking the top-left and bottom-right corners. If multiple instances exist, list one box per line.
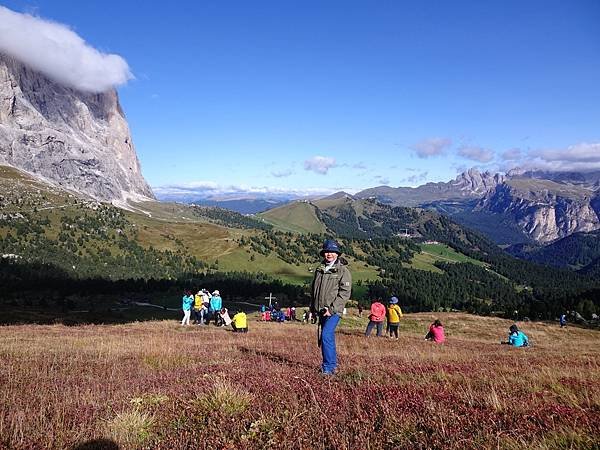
left=320, top=239, right=341, bottom=256
left=389, top=296, right=399, bottom=304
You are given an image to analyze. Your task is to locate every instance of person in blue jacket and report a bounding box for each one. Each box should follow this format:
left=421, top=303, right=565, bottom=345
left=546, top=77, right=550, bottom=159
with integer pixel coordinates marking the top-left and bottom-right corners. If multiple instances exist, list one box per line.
left=560, top=314, right=567, bottom=328
left=505, top=324, right=529, bottom=347
left=210, top=290, right=223, bottom=325
left=181, top=290, right=194, bottom=326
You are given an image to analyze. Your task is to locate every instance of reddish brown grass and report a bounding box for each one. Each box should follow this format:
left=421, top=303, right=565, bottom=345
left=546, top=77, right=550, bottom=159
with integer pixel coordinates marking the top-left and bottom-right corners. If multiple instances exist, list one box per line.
left=0, top=313, right=599, bottom=449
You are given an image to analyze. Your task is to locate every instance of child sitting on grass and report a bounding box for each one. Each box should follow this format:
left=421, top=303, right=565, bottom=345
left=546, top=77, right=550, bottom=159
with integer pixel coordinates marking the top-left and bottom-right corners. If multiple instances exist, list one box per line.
left=502, top=324, right=529, bottom=347
left=425, top=319, right=445, bottom=343
left=219, top=307, right=232, bottom=327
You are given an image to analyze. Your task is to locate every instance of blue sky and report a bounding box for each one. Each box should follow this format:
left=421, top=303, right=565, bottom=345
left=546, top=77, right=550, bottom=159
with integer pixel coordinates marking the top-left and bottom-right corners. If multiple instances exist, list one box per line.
left=2, top=1, right=600, bottom=198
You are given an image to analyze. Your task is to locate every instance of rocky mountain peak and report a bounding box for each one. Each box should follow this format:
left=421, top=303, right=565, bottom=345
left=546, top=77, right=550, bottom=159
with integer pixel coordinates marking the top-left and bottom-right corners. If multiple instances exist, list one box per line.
left=452, top=168, right=505, bottom=194
left=0, top=52, right=154, bottom=203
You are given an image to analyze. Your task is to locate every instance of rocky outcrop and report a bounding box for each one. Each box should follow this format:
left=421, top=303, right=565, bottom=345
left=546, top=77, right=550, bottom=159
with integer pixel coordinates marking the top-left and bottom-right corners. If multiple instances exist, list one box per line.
left=452, top=168, right=505, bottom=194
left=0, top=53, right=154, bottom=202
left=478, top=181, right=600, bottom=243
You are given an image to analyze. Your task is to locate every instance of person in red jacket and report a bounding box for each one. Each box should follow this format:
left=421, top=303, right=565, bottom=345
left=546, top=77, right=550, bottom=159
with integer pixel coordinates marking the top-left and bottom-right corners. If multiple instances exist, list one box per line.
left=365, top=299, right=386, bottom=337
left=425, top=319, right=446, bottom=343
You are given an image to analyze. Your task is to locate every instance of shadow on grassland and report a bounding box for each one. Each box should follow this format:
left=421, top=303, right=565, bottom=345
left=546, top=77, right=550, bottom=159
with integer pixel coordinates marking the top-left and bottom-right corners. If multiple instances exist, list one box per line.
left=238, top=346, right=314, bottom=369
left=71, top=439, right=119, bottom=450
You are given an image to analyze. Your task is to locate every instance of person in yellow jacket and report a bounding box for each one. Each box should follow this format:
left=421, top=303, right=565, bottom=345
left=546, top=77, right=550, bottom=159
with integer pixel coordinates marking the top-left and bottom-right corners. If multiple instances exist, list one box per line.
left=193, top=290, right=204, bottom=324
left=231, top=310, right=248, bottom=333
left=387, top=296, right=403, bottom=339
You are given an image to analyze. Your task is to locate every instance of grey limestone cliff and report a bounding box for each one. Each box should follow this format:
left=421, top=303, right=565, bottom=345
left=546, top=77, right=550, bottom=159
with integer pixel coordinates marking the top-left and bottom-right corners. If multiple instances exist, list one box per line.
left=0, top=53, right=154, bottom=203
left=478, top=179, right=600, bottom=243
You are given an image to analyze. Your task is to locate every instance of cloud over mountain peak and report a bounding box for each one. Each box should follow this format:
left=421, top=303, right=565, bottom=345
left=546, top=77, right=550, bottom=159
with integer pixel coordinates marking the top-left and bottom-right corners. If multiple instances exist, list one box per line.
left=0, top=6, right=133, bottom=93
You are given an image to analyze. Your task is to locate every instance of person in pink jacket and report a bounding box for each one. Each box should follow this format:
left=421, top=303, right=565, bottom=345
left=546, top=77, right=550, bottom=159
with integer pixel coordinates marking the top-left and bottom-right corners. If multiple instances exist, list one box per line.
left=425, top=319, right=445, bottom=343
left=365, top=300, right=386, bottom=337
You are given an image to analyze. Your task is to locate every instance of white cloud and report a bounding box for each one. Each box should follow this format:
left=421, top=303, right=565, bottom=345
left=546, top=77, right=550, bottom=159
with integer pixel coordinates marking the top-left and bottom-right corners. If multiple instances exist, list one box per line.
left=271, top=169, right=294, bottom=178
left=519, top=142, right=600, bottom=172
left=0, top=6, right=133, bottom=92
left=411, top=138, right=452, bottom=158
left=531, top=142, right=600, bottom=163
left=501, top=148, right=522, bottom=161
left=374, top=175, right=390, bottom=185
left=304, top=156, right=337, bottom=174
left=457, top=145, right=495, bottom=163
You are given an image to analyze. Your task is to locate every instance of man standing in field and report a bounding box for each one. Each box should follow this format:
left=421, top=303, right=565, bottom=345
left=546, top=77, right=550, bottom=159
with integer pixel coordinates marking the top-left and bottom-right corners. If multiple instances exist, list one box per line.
left=310, top=239, right=352, bottom=375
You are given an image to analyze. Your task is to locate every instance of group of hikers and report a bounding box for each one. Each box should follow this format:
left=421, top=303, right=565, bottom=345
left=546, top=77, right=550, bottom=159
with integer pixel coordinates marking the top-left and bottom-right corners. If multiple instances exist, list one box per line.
left=259, top=304, right=299, bottom=322
left=363, top=296, right=531, bottom=346
left=181, top=289, right=247, bottom=332
left=307, top=238, right=537, bottom=375
left=179, top=238, right=534, bottom=376
left=364, top=296, right=446, bottom=343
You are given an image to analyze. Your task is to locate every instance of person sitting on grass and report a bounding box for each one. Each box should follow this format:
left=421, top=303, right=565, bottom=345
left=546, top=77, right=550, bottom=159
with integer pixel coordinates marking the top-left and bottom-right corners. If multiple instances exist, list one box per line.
left=425, top=319, right=445, bottom=343
left=232, top=309, right=248, bottom=333
left=387, top=296, right=403, bottom=339
left=219, top=307, right=232, bottom=327
left=502, top=324, right=529, bottom=347
left=365, top=299, right=386, bottom=337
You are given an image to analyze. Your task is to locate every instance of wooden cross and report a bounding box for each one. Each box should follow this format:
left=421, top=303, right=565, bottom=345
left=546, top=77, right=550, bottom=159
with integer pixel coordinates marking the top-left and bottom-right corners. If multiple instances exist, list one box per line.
left=265, top=293, right=276, bottom=307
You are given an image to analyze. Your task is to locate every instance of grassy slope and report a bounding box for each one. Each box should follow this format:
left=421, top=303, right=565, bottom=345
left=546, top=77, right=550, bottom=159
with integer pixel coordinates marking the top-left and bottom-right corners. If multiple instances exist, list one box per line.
left=1, top=313, right=599, bottom=449
left=0, top=168, right=267, bottom=271
left=420, top=243, right=484, bottom=264
left=259, top=201, right=326, bottom=234
left=507, top=178, right=590, bottom=200
left=0, top=166, right=380, bottom=285
left=0, top=166, right=504, bottom=288
left=259, top=197, right=491, bottom=274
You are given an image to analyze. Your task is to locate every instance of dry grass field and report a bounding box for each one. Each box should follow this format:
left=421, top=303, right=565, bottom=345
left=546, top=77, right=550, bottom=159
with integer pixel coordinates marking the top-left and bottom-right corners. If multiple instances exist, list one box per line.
left=1, top=313, right=599, bottom=449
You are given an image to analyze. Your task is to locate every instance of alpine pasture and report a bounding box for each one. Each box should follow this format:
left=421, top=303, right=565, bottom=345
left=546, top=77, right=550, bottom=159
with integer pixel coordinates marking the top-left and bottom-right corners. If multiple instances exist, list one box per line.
left=1, top=312, right=599, bottom=449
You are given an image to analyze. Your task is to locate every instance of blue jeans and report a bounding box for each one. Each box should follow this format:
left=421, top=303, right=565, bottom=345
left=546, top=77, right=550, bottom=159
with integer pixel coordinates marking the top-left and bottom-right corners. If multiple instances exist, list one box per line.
left=365, top=321, right=383, bottom=337
left=321, top=314, right=341, bottom=374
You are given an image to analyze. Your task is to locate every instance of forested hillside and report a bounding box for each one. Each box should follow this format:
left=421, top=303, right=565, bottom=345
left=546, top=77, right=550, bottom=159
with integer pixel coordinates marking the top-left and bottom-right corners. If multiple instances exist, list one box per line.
left=507, top=230, right=600, bottom=270
left=253, top=196, right=600, bottom=319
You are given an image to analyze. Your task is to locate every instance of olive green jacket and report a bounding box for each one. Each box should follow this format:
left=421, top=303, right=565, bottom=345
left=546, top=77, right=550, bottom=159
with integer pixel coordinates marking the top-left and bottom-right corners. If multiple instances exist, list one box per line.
left=310, top=257, right=352, bottom=316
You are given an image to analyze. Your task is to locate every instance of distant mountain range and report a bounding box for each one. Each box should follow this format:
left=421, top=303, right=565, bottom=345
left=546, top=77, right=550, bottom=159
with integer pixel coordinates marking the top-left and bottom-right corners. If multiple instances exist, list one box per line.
left=188, top=198, right=288, bottom=215
left=154, top=194, right=294, bottom=215
left=259, top=189, right=600, bottom=273
left=355, top=168, right=600, bottom=246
